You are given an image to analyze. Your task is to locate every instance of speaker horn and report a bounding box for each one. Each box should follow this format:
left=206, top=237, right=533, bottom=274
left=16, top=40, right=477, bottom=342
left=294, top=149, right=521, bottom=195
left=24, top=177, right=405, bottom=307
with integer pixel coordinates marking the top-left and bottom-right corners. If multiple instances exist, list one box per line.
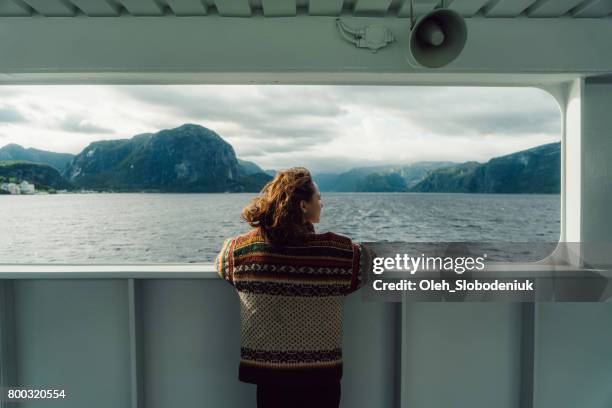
left=405, top=7, right=467, bottom=68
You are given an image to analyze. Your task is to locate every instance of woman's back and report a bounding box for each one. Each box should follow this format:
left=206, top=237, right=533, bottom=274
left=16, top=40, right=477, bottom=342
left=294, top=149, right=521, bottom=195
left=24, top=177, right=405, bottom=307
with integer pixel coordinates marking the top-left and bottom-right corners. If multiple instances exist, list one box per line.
left=215, top=227, right=365, bottom=387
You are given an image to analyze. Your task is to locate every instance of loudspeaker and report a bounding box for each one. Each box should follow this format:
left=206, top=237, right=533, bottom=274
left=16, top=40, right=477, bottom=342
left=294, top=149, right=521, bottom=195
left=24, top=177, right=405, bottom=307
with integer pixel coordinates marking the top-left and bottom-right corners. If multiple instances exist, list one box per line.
left=405, top=8, right=467, bottom=68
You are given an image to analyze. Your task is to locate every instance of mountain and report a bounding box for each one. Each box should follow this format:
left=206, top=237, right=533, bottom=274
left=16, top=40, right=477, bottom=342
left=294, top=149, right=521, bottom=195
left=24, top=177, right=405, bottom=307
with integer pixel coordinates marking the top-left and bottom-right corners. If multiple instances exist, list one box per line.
left=0, top=143, right=74, bottom=173
left=237, top=158, right=265, bottom=175
left=0, top=160, right=75, bottom=191
left=63, top=123, right=273, bottom=192
left=235, top=159, right=275, bottom=190
left=411, top=142, right=561, bottom=194
left=314, top=165, right=393, bottom=192
left=314, top=162, right=457, bottom=192
left=0, top=130, right=560, bottom=194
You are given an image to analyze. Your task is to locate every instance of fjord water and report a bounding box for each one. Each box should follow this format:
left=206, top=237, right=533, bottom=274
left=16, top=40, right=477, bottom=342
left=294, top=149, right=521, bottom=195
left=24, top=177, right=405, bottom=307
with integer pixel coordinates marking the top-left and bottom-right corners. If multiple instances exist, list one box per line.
left=0, top=192, right=560, bottom=264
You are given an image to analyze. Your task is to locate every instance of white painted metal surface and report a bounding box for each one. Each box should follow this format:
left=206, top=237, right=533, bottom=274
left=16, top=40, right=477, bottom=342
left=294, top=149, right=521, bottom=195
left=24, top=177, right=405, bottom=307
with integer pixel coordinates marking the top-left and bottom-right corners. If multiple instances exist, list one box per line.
left=1, top=0, right=611, bottom=17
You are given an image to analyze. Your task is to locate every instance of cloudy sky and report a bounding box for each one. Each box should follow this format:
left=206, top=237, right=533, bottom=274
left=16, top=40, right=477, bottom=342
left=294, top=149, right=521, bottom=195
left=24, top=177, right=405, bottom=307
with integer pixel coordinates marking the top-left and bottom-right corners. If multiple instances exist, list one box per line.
left=0, top=85, right=561, bottom=174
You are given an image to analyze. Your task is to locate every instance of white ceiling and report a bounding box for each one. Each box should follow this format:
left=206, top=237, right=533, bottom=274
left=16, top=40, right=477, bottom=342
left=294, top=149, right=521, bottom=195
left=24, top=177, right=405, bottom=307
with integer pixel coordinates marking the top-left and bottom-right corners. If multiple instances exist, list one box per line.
left=1, top=0, right=611, bottom=18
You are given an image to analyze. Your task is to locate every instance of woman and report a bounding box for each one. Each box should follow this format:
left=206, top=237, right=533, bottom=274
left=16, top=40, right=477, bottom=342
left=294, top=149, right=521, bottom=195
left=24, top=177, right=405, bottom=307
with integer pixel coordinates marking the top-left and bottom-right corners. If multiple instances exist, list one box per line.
left=215, top=166, right=367, bottom=408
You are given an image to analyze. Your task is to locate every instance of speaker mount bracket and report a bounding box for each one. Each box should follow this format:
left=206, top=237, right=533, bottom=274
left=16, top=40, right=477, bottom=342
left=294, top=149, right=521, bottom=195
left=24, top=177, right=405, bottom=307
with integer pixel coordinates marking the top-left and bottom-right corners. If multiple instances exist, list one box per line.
left=335, top=18, right=396, bottom=53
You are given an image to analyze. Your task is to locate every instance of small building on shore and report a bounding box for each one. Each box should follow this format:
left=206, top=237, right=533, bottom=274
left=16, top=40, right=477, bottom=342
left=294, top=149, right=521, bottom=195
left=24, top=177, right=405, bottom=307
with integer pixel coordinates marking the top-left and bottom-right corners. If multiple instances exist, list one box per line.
left=20, top=180, right=35, bottom=194
left=0, top=181, right=36, bottom=194
left=0, top=182, right=20, bottom=194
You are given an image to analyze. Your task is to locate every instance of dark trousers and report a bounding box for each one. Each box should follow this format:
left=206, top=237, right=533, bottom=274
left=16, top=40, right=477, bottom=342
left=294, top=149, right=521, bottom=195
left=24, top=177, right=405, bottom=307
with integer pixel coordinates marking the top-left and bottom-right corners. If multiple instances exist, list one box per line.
left=256, top=381, right=341, bottom=408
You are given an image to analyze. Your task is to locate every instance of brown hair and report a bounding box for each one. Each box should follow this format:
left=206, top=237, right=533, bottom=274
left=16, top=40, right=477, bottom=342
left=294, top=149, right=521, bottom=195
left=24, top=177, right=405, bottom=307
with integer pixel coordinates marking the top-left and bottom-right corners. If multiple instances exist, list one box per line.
left=241, top=167, right=316, bottom=247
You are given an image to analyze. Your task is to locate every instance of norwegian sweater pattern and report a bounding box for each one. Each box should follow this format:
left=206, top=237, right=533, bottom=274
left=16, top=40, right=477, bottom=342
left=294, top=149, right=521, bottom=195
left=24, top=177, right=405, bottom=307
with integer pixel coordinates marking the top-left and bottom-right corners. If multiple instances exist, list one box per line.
left=215, top=228, right=366, bottom=386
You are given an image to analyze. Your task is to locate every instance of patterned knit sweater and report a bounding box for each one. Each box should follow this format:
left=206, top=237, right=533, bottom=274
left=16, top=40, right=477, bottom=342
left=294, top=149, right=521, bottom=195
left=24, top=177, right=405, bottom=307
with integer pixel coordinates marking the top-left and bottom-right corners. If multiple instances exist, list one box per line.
left=214, top=228, right=367, bottom=386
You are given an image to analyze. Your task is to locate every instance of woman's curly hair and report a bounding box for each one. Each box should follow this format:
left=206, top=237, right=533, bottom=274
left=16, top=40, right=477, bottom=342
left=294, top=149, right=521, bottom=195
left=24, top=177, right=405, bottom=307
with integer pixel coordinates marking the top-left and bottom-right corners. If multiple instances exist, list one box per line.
left=241, top=167, right=316, bottom=247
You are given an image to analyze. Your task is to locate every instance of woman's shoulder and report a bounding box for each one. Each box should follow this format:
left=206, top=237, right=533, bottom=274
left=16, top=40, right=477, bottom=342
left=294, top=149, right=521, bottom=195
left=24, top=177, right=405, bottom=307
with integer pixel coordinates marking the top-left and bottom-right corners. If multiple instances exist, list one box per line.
left=230, top=229, right=354, bottom=248
left=229, top=229, right=261, bottom=245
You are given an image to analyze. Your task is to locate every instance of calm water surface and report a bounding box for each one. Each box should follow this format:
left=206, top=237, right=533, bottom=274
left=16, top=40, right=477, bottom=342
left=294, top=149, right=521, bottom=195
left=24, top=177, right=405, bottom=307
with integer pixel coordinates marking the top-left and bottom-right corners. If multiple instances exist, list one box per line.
left=0, top=192, right=560, bottom=263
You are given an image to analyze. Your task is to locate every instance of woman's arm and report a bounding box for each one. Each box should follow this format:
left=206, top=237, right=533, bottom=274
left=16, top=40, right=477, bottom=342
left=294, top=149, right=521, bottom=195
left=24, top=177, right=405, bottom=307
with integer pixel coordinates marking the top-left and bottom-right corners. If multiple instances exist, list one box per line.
left=215, top=236, right=236, bottom=286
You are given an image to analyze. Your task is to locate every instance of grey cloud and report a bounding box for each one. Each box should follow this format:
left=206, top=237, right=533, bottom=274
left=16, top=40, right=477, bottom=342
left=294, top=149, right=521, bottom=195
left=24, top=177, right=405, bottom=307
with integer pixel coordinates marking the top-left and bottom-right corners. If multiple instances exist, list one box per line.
left=266, top=155, right=391, bottom=174
left=112, top=86, right=347, bottom=167
left=111, top=85, right=560, bottom=174
left=0, top=106, right=26, bottom=123
left=332, top=86, right=560, bottom=136
left=115, top=85, right=560, bottom=140
left=252, top=123, right=337, bottom=143
left=450, top=109, right=560, bottom=135
left=237, top=138, right=319, bottom=157
left=114, top=85, right=347, bottom=125
left=58, top=114, right=115, bottom=134
left=0, top=88, right=20, bottom=97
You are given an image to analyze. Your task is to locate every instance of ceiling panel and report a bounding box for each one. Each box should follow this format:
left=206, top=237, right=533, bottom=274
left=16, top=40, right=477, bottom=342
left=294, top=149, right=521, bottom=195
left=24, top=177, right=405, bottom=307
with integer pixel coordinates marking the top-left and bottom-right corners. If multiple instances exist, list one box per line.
left=71, top=0, right=121, bottom=16
left=167, top=0, right=209, bottom=15
left=447, top=0, right=490, bottom=17
left=0, top=0, right=32, bottom=16
left=525, top=0, right=585, bottom=17
left=262, top=0, right=296, bottom=16
left=0, top=0, right=608, bottom=18
left=119, top=0, right=165, bottom=16
left=570, top=0, right=612, bottom=17
left=308, top=0, right=343, bottom=15
left=354, top=0, right=393, bottom=15
left=482, top=0, right=538, bottom=17
left=21, top=0, right=76, bottom=16
left=397, top=0, right=437, bottom=18
left=214, top=0, right=252, bottom=16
